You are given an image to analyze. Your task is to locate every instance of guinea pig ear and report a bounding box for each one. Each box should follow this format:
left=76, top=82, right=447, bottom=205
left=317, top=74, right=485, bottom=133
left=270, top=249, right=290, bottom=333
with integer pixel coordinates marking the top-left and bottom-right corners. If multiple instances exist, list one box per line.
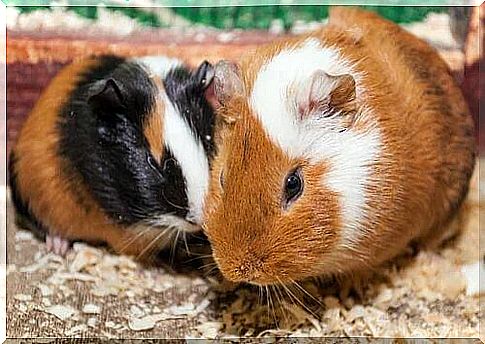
left=194, top=60, right=215, bottom=91
left=87, top=78, right=126, bottom=112
left=296, top=70, right=356, bottom=120
left=213, top=60, right=244, bottom=106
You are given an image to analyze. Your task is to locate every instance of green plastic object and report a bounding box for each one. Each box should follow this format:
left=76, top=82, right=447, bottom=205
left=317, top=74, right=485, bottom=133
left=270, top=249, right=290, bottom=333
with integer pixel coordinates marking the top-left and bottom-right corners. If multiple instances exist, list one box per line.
left=11, top=4, right=450, bottom=30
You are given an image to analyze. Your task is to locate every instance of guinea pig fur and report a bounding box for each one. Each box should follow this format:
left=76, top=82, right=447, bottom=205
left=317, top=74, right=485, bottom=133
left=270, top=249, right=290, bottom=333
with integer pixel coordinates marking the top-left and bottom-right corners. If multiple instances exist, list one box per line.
left=9, top=55, right=216, bottom=258
left=203, top=7, right=476, bottom=286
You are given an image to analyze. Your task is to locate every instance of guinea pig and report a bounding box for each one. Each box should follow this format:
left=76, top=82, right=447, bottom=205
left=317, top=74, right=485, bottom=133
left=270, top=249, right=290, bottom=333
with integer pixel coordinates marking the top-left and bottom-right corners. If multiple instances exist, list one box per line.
left=9, top=54, right=215, bottom=259
left=203, top=7, right=476, bottom=286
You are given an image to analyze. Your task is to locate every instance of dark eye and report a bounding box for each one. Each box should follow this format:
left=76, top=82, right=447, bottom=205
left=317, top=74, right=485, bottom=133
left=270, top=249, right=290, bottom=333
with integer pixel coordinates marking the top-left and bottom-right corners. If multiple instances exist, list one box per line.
left=147, top=154, right=165, bottom=181
left=284, top=169, right=303, bottom=205
left=147, top=155, right=158, bottom=170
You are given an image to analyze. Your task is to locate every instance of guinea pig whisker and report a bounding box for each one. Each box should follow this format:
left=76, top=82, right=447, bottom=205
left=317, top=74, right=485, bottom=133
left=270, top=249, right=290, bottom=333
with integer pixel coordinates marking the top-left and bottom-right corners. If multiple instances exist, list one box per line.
left=280, top=278, right=319, bottom=320
left=258, top=286, right=266, bottom=311
left=269, top=285, right=281, bottom=328
left=275, top=283, right=293, bottom=325
left=201, top=264, right=219, bottom=277
left=289, top=278, right=322, bottom=306
left=272, top=284, right=282, bottom=304
left=264, top=286, right=271, bottom=323
left=117, top=226, right=152, bottom=255
left=135, top=226, right=172, bottom=260
left=279, top=290, right=297, bottom=325
left=185, top=253, right=213, bottom=261
left=182, top=231, right=191, bottom=256
left=277, top=278, right=297, bottom=303
left=198, top=261, right=217, bottom=270
left=169, top=228, right=182, bottom=265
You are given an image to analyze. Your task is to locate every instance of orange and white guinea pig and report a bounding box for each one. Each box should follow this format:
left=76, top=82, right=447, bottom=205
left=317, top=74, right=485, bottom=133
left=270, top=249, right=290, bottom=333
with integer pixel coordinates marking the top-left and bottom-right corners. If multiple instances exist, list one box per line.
left=203, top=7, right=476, bottom=285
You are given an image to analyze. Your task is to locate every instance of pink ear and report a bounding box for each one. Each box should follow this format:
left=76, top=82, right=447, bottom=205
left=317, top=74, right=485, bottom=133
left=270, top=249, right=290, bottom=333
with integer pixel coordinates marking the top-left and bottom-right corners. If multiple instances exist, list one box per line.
left=296, top=70, right=356, bottom=119
left=213, top=60, right=245, bottom=106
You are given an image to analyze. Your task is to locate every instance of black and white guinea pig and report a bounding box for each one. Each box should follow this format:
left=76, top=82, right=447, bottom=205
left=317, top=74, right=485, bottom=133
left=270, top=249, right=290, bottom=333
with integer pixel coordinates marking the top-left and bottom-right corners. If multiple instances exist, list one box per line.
left=8, top=54, right=215, bottom=259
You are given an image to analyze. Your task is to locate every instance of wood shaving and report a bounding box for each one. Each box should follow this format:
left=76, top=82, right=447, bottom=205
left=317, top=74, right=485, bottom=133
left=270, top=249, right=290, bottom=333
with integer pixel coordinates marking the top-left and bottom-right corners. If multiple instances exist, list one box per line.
left=195, top=321, right=223, bottom=338
left=191, top=298, right=211, bottom=316
left=105, top=321, right=116, bottom=328
left=42, top=305, right=77, bottom=320
left=87, top=317, right=98, bottom=328
left=82, top=304, right=101, bottom=314
left=345, top=305, right=365, bottom=323
left=128, top=313, right=185, bottom=331
left=19, top=253, right=63, bottom=273
left=374, top=287, right=394, bottom=310
left=55, top=272, right=98, bottom=282
left=15, top=229, right=34, bottom=241
left=166, top=303, right=196, bottom=316
left=128, top=316, right=156, bottom=331
left=65, top=324, right=88, bottom=336
left=13, top=294, right=32, bottom=302
left=69, top=244, right=102, bottom=272
left=129, top=305, right=144, bottom=318
left=37, top=284, right=53, bottom=297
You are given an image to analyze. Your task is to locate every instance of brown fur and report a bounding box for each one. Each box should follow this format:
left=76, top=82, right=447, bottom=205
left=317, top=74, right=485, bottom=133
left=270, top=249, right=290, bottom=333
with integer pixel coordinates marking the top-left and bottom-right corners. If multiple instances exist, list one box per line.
left=204, top=7, right=476, bottom=285
left=11, top=58, right=168, bottom=259
left=143, top=78, right=165, bottom=162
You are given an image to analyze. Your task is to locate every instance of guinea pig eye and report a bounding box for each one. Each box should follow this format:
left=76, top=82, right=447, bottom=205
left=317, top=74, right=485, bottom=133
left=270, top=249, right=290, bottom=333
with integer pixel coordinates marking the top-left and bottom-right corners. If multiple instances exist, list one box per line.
left=147, top=155, right=158, bottom=170
left=147, top=154, right=165, bottom=181
left=283, top=169, right=303, bottom=206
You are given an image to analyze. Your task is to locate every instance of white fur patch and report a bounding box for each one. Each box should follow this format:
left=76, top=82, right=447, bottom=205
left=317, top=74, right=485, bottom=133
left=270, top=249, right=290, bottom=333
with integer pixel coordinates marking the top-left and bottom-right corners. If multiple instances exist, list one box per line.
left=134, top=55, right=183, bottom=78
left=250, top=38, right=381, bottom=247
left=161, top=93, right=209, bottom=226
left=137, top=55, right=208, bottom=227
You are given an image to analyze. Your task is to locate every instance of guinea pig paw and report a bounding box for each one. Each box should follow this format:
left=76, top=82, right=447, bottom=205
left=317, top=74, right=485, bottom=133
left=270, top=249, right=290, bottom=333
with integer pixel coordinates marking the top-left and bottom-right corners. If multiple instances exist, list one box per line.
left=46, top=234, right=71, bottom=256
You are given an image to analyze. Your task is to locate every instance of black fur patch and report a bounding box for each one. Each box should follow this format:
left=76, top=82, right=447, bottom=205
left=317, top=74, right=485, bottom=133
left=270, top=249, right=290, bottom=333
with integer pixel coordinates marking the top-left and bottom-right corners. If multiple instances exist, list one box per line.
left=8, top=152, right=48, bottom=240
left=58, top=55, right=190, bottom=225
left=158, top=149, right=189, bottom=218
left=163, top=66, right=216, bottom=161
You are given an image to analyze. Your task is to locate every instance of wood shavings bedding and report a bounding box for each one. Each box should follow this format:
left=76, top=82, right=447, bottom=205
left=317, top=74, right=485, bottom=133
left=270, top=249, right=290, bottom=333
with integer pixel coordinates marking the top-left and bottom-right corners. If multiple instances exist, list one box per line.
left=5, top=159, right=482, bottom=340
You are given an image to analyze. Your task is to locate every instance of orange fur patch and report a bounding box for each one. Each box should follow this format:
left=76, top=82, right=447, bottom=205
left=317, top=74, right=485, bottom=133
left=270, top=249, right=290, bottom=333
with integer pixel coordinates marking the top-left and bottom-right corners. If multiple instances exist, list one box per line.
left=143, top=79, right=165, bottom=162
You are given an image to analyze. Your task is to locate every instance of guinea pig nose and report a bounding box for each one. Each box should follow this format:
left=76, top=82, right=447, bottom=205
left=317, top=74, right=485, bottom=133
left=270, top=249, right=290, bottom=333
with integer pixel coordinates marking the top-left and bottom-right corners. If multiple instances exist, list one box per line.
left=229, top=259, right=263, bottom=283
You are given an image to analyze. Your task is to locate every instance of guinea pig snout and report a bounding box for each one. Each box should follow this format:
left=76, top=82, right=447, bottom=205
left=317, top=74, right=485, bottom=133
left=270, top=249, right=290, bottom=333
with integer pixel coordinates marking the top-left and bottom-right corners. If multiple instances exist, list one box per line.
left=216, top=252, right=273, bottom=285
left=226, top=259, right=263, bottom=283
